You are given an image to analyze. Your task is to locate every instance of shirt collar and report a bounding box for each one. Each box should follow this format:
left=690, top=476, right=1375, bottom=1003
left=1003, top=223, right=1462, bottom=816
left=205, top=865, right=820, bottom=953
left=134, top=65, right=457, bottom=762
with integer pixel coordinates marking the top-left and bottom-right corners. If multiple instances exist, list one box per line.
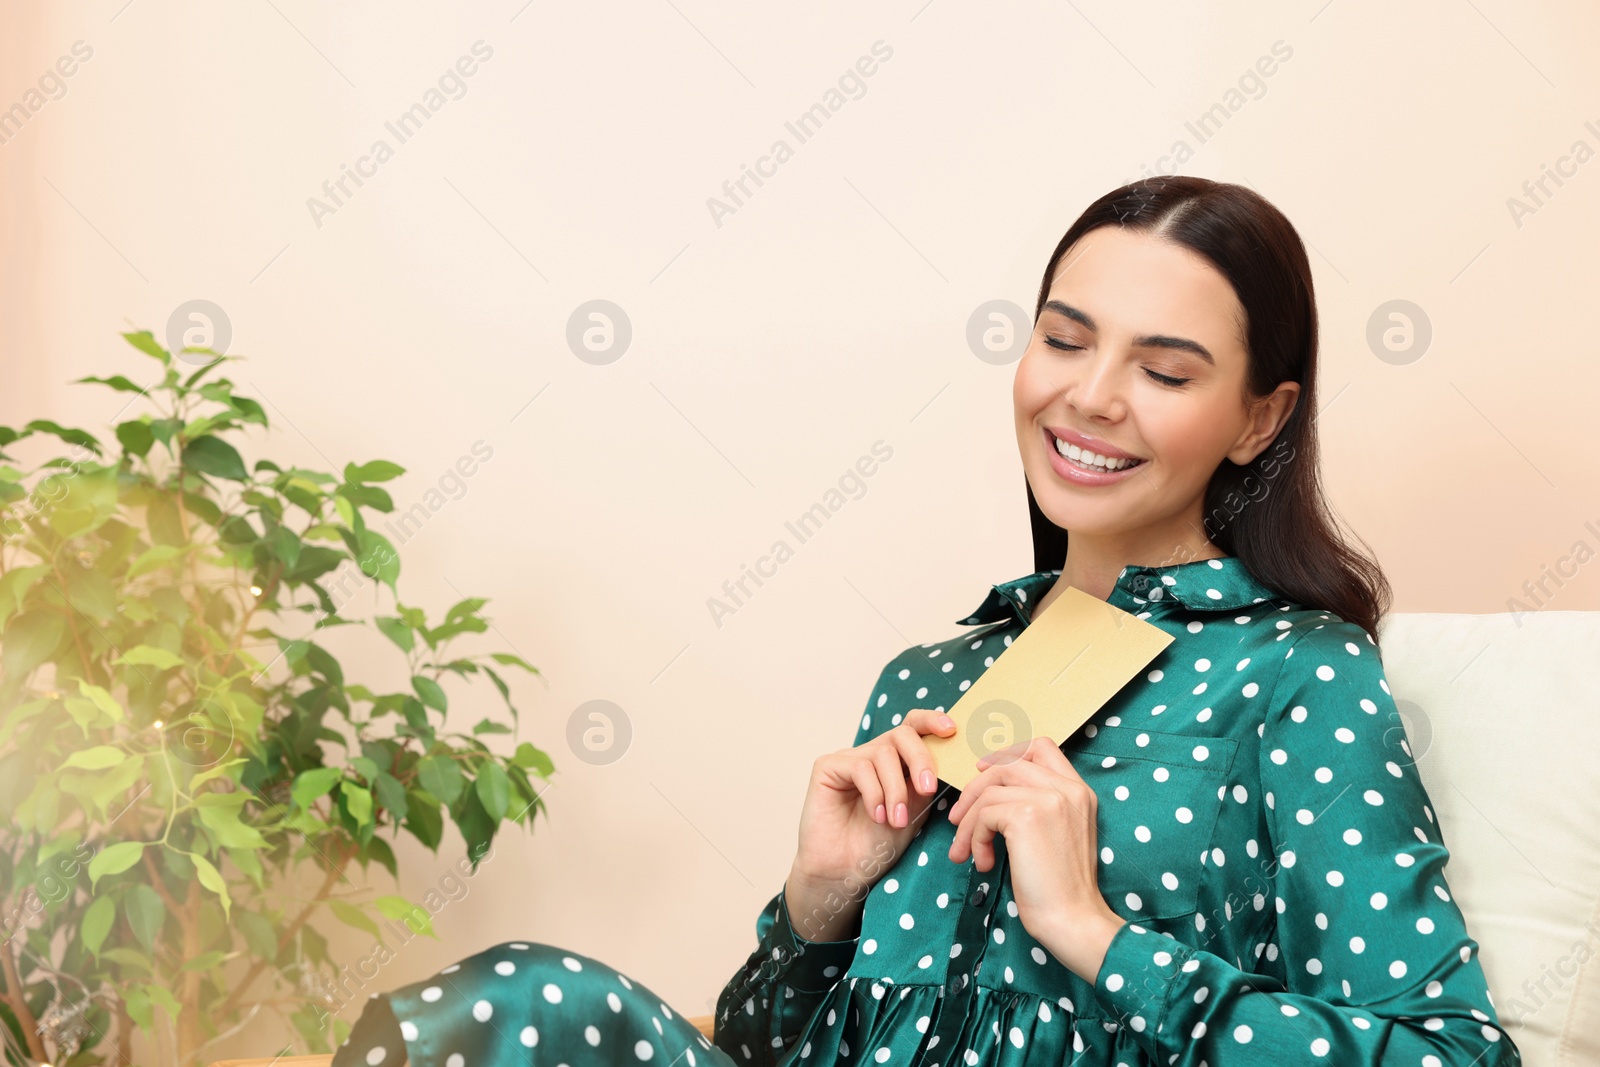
left=955, top=555, right=1284, bottom=627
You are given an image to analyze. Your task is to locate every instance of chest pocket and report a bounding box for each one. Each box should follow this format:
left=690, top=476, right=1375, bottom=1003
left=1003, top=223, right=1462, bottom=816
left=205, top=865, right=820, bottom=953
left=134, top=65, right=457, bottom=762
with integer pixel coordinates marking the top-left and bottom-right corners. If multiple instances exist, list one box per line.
left=1065, top=724, right=1237, bottom=922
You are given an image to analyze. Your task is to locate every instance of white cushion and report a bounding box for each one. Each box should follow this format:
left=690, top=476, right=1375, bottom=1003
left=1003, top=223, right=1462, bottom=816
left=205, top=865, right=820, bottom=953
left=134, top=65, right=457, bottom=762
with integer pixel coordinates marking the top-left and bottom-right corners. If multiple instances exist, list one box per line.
left=1379, top=609, right=1600, bottom=1066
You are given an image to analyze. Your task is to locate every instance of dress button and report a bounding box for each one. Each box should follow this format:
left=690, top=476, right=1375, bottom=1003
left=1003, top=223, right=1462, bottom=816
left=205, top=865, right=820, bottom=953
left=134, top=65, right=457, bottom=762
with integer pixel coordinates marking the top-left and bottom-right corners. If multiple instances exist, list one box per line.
left=969, top=885, right=988, bottom=906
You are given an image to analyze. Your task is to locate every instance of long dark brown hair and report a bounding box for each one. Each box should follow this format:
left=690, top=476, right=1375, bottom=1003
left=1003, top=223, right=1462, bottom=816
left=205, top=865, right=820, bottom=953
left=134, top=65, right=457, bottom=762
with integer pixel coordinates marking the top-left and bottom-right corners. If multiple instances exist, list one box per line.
left=1026, top=176, right=1392, bottom=639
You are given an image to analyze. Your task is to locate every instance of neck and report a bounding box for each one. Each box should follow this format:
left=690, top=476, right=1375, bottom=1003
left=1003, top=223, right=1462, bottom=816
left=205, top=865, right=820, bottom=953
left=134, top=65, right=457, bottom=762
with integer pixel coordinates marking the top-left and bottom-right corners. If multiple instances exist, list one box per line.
left=1042, top=530, right=1225, bottom=611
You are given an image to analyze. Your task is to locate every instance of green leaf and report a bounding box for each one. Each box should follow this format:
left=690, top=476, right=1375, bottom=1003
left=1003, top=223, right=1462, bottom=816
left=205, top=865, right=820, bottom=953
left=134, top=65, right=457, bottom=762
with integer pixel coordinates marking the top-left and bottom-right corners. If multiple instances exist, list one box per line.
left=489, top=651, right=540, bottom=675
left=181, top=435, right=248, bottom=481
left=88, top=841, right=147, bottom=887
left=362, top=834, right=398, bottom=880
left=123, top=884, right=165, bottom=950
left=411, top=675, right=447, bottom=713
left=474, top=762, right=510, bottom=821
left=0, top=564, right=49, bottom=629
left=149, top=417, right=184, bottom=445
left=64, top=745, right=126, bottom=771
left=197, top=802, right=268, bottom=850
left=146, top=983, right=181, bottom=1023
left=271, top=524, right=302, bottom=569
left=189, top=851, right=231, bottom=918
left=82, top=895, right=115, bottom=956
left=122, top=330, right=171, bottom=365
left=404, top=790, right=443, bottom=851
left=2, top=609, right=65, bottom=681
left=101, top=947, right=153, bottom=973
left=374, top=895, right=434, bottom=938
left=444, top=597, right=488, bottom=625
left=229, top=845, right=265, bottom=889
left=89, top=755, right=145, bottom=817
left=305, top=642, right=344, bottom=688
left=369, top=771, right=403, bottom=825
left=113, top=644, right=185, bottom=670
left=64, top=566, right=118, bottom=620
left=117, top=419, right=155, bottom=457
left=375, top=616, right=414, bottom=653
left=74, top=373, right=147, bottom=395
left=24, top=418, right=102, bottom=453
left=237, top=910, right=278, bottom=961
left=512, top=742, right=555, bottom=778
left=472, top=718, right=512, bottom=736
left=416, top=756, right=463, bottom=805
left=329, top=899, right=381, bottom=938
left=291, top=767, right=343, bottom=810
left=181, top=950, right=227, bottom=973
left=342, top=783, right=373, bottom=826
left=355, top=528, right=400, bottom=590
left=45, top=463, right=118, bottom=535
left=77, top=678, right=125, bottom=723
left=344, top=460, right=406, bottom=483
left=127, top=543, right=185, bottom=579
left=189, top=757, right=247, bottom=790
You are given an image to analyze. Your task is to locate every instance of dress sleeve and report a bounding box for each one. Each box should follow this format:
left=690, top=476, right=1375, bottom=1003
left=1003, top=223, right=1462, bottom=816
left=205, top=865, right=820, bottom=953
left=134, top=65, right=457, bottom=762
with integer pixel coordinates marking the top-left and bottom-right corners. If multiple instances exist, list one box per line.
left=710, top=656, right=902, bottom=1064
left=1089, top=620, right=1523, bottom=1066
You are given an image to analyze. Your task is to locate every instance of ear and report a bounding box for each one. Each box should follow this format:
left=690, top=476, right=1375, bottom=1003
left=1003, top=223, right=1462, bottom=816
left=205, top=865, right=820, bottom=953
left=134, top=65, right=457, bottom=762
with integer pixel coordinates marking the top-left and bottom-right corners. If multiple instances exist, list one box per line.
left=1229, top=381, right=1300, bottom=465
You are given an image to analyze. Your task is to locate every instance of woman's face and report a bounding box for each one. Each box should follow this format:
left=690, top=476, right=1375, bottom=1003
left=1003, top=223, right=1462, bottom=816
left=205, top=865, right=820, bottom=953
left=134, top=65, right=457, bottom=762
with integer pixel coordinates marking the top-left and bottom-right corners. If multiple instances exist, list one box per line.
left=1013, top=225, right=1298, bottom=560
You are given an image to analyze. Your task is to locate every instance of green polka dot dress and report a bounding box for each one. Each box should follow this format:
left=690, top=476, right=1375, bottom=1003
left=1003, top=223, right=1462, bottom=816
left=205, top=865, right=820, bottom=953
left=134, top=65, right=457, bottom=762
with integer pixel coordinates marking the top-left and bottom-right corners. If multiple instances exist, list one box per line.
left=328, top=556, right=1521, bottom=1067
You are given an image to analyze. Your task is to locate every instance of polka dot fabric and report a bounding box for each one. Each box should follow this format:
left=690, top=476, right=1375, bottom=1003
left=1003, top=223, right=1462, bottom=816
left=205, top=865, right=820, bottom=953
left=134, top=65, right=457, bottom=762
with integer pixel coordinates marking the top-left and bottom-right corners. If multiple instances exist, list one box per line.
left=329, top=556, right=1521, bottom=1067
left=329, top=941, right=725, bottom=1067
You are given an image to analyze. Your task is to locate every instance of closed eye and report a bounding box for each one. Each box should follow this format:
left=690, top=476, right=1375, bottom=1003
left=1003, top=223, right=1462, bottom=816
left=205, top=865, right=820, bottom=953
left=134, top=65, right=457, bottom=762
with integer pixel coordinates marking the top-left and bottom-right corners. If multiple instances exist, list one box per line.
left=1042, top=336, right=1192, bottom=388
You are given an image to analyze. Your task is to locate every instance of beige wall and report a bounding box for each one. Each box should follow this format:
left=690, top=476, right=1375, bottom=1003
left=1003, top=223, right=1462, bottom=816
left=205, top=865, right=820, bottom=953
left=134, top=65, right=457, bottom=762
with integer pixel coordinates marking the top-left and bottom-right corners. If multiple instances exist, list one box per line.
left=3, top=0, right=1597, bottom=1059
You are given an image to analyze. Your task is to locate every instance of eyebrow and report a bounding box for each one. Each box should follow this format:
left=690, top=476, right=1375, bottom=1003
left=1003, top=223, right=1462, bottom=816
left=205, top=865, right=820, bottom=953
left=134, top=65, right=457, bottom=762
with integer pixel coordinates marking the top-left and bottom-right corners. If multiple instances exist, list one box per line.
left=1041, top=300, right=1216, bottom=366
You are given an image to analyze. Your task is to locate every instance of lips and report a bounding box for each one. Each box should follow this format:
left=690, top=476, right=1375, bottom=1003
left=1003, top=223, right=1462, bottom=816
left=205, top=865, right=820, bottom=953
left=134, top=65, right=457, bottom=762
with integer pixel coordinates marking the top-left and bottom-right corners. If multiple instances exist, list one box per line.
left=1047, top=425, right=1144, bottom=462
left=1040, top=426, right=1148, bottom=485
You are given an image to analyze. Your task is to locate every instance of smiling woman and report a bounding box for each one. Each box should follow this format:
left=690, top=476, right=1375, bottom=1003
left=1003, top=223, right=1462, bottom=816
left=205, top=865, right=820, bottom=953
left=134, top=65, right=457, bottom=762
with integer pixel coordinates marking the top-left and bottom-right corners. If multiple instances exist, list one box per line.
left=324, top=177, right=1522, bottom=1067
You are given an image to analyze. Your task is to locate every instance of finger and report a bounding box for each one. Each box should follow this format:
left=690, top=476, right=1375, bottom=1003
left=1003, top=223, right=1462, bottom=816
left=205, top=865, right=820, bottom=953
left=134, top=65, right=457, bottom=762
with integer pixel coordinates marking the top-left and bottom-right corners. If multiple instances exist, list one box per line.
left=1014, top=735, right=1080, bottom=780
left=906, top=707, right=959, bottom=738
left=841, top=755, right=887, bottom=824
left=969, top=802, right=1003, bottom=872
left=949, top=783, right=1023, bottom=864
left=951, top=788, right=1026, bottom=871
left=975, top=734, right=1032, bottom=771
left=887, top=723, right=942, bottom=796
left=869, top=745, right=911, bottom=827
left=947, top=758, right=1051, bottom=824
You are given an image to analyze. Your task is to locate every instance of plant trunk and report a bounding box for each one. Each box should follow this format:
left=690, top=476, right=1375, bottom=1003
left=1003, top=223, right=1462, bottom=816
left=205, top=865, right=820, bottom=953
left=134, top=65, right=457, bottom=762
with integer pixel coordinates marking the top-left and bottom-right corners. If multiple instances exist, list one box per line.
left=177, top=877, right=203, bottom=1066
left=0, top=933, right=48, bottom=1062
left=115, top=993, right=135, bottom=1067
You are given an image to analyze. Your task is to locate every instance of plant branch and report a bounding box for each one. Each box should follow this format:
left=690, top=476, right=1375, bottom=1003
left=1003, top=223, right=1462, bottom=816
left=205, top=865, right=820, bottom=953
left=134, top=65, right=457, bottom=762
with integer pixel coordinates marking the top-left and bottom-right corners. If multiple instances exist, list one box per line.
left=214, top=838, right=350, bottom=1022
left=0, top=930, right=48, bottom=1061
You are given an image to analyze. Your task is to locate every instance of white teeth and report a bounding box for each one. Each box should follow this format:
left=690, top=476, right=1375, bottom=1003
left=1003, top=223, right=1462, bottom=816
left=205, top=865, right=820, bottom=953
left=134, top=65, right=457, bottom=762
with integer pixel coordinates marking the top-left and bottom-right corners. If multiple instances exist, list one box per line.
left=1054, top=436, right=1143, bottom=472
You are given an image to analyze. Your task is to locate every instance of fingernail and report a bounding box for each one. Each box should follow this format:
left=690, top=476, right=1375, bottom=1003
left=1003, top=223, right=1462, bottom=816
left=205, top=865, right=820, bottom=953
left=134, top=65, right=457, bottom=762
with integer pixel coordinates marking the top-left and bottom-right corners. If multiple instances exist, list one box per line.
left=921, top=769, right=934, bottom=792
left=937, top=714, right=954, bottom=729
left=875, top=803, right=885, bottom=823
left=895, top=802, right=907, bottom=826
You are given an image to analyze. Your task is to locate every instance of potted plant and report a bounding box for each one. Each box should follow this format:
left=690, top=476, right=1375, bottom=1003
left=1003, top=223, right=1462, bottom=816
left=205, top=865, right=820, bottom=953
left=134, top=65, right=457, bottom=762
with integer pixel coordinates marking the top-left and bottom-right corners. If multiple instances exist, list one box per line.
left=0, top=331, right=552, bottom=1066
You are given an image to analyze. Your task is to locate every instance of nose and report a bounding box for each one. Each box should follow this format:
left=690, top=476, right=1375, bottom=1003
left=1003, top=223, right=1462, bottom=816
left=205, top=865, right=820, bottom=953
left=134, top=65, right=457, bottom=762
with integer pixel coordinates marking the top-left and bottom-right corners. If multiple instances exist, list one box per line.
left=1063, top=347, right=1127, bottom=422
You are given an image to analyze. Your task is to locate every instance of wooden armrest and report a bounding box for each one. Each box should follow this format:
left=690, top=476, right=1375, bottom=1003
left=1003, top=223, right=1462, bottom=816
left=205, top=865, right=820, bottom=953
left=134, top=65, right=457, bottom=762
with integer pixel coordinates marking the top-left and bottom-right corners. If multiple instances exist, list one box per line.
left=210, top=1015, right=716, bottom=1067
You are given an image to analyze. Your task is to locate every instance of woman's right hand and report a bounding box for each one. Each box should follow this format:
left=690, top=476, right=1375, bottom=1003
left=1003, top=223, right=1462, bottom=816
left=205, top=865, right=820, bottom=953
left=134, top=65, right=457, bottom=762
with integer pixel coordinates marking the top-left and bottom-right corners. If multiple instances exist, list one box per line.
left=783, top=708, right=958, bottom=940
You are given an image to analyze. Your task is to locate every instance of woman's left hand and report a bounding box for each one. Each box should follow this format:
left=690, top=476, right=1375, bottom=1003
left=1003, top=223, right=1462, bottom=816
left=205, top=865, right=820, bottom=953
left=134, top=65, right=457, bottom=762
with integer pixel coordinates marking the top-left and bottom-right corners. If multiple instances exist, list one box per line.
left=945, top=735, right=1128, bottom=982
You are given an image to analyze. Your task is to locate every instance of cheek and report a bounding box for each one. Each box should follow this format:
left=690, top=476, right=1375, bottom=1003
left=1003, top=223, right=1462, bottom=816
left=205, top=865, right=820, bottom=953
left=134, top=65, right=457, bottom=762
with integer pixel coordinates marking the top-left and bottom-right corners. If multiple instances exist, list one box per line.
left=1143, top=406, right=1231, bottom=469
left=1012, top=349, right=1051, bottom=411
